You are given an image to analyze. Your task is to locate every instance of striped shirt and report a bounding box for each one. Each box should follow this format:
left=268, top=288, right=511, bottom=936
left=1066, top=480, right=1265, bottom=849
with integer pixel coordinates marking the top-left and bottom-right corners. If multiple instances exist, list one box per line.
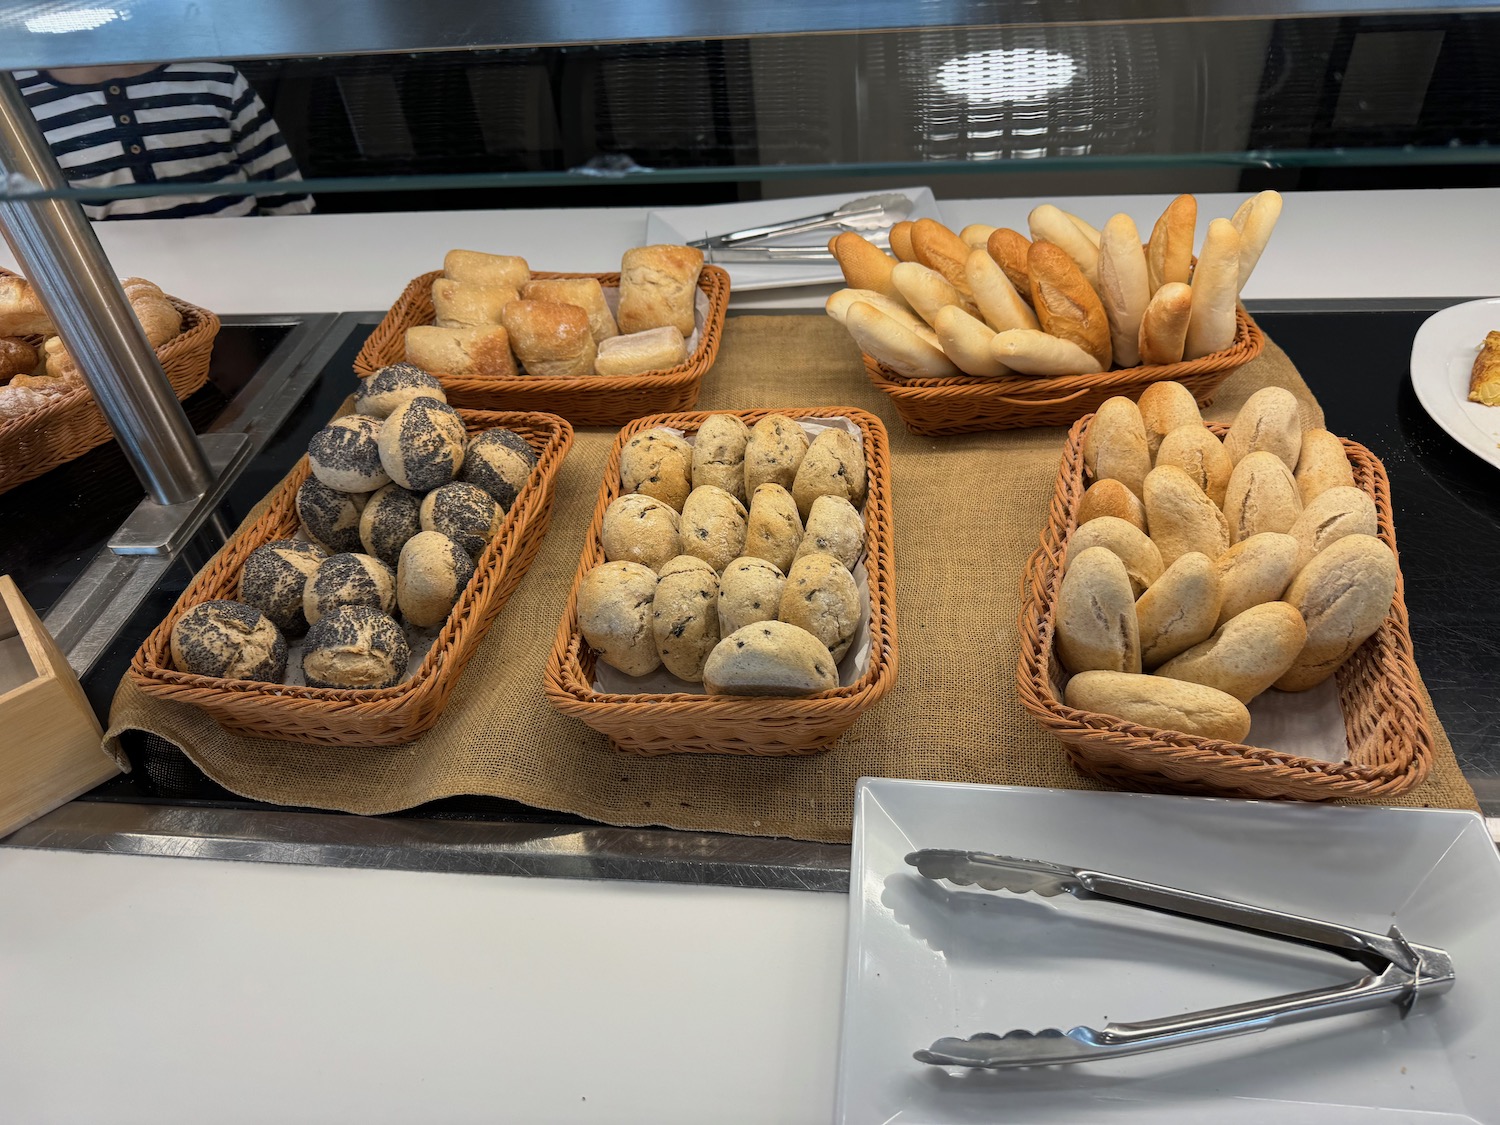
left=15, top=64, right=314, bottom=220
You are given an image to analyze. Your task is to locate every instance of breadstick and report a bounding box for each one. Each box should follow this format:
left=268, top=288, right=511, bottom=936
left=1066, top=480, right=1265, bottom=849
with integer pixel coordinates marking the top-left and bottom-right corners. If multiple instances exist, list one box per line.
left=1231, top=190, right=1282, bottom=293
left=933, top=304, right=1009, bottom=377
left=1137, top=282, right=1192, bottom=366
left=844, top=300, right=960, bottom=378
left=1028, top=204, right=1100, bottom=288
left=990, top=329, right=1101, bottom=376
left=1147, top=194, right=1196, bottom=293
left=1184, top=218, right=1241, bottom=360
left=964, top=248, right=1038, bottom=333
left=830, top=233, right=901, bottom=301
left=1097, top=213, right=1150, bottom=368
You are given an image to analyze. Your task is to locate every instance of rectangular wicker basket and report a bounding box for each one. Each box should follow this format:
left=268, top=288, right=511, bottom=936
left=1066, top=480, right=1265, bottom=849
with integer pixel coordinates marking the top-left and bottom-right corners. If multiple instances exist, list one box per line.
left=0, top=273, right=220, bottom=494
left=544, top=406, right=898, bottom=757
left=353, top=266, right=731, bottom=427
left=1016, top=416, right=1433, bottom=801
left=130, top=410, right=573, bottom=747
left=864, top=307, right=1265, bottom=436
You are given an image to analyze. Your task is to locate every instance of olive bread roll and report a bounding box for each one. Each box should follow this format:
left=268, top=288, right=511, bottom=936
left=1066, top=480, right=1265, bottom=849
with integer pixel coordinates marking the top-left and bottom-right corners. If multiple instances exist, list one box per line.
left=652, top=564, right=720, bottom=682
left=717, top=556, right=786, bottom=637
left=778, top=553, right=861, bottom=662
left=619, top=427, right=693, bottom=512
left=678, top=485, right=748, bottom=573
left=601, top=493, right=682, bottom=572
left=703, top=620, right=839, bottom=697
left=744, top=414, right=810, bottom=495
left=795, top=495, right=864, bottom=572
left=577, top=560, right=661, bottom=677
left=743, top=483, right=803, bottom=574
left=690, top=414, right=751, bottom=504
left=790, top=427, right=866, bottom=522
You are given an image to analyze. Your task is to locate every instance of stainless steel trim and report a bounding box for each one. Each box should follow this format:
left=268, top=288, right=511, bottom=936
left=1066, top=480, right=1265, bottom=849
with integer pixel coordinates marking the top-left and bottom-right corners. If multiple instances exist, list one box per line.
left=1, top=802, right=853, bottom=892
left=106, top=432, right=253, bottom=554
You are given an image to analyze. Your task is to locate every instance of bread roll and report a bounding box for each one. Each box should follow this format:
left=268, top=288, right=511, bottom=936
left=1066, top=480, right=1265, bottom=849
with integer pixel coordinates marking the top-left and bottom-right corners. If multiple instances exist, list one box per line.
left=420, top=481, right=503, bottom=559
left=396, top=531, right=475, bottom=628
left=302, top=605, right=410, bottom=690
left=405, top=324, right=517, bottom=378
left=691, top=413, right=752, bottom=505
left=1146, top=194, right=1196, bottom=293
left=1028, top=204, right=1100, bottom=287
left=911, top=218, right=975, bottom=297
left=1082, top=396, right=1151, bottom=498
left=618, top=244, right=703, bottom=336
left=960, top=223, right=997, bottom=249
left=964, top=249, right=1039, bottom=333
left=1213, top=532, right=1299, bottom=626
left=1156, top=601, right=1307, bottom=703
left=933, top=305, right=1008, bottom=377
left=594, top=326, right=688, bottom=377
left=1137, top=283, right=1192, bottom=366
left=888, top=221, right=916, bottom=262
left=830, top=233, right=901, bottom=299
left=1028, top=240, right=1112, bottom=369
left=170, top=600, right=287, bottom=683
left=778, top=552, right=861, bottom=661
left=990, top=330, right=1099, bottom=376
left=577, top=561, right=661, bottom=677
left=844, top=301, right=961, bottom=379
left=601, top=493, right=681, bottom=571
left=796, top=495, right=865, bottom=571
left=1232, top=190, right=1282, bottom=293
left=1155, top=424, right=1232, bottom=508
left=460, top=427, right=538, bottom=511
left=619, top=427, right=694, bottom=512
left=1143, top=465, right=1230, bottom=565
left=308, top=414, right=390, bottom=494
left=825, top=289, right=936, bottom=345
left=500, top=299, right=596, bottom=378
left=0, top=275, right=53, bottom=336
left=1064, top=516, right=1162, bottom=596
left=0, top=337, right=39, bottom=381
left=1077, top=479, right=1147, bottom=533
left=296, top=475, right=367, bottom=555
left=1097, top=213, right=1150, bottom=368
left=355, top=363, right=445, bottom=419
left=1184, top=218, right=1241, bottom=360
left=304, top=552, right=396, bottom=627
left=717, top=556, right=786, bottom=636
left=443, top=249, right=529, bottom=290
left=703, top=620, right=839, bottom=697
left=1136, top=551, right=1222, bottom=667
left=891, top=261, right=979, bottom=327
left=1294, top=429, right=1354, bottom=505
left=1055, top=546, right=1141, bottom=675
left=743, top=483, right=803, bottom=573
left=431, top=278, right=516, bottom=329
left=1224, top=451, right=1303, bottom=544
left=522, top=278, right=618, bottom=343
left=744, top=414, right=811, bottom=494
left=129, top=293, right=182, bottom=347
left=238, top=539, right=326, bottom=636
left=1276, top=534, right=1397, bottom=691
left=791, top=427, right=867, bottom=520
left=1287, top=485, right=1378, bottom=571
left=1223, top=386, right=1304, bottom=470
left=679, top=485, right=749, bottom=572
left=1065, top=670, right=1251, bottom=743
left=652, top=565, right=720, bottom=682
left=377, top=397, right=467, bottom=492
left=359, top=484, right=423, bottom=569
left=985, top=228, right=1034, bottom=303
left=1137, top=380, right=1204, bottom=458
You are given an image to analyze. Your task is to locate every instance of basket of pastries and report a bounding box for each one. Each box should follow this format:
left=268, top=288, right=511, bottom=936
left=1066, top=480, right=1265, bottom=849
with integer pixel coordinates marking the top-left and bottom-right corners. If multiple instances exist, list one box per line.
left=354, top=246, right=731, bottom=427
left=1017, top=381, right=1433, bottom=800
left=545, top=406, right=897, bottom=756
left=131, top=366, right=572, bottom=746
left=0, top=269, right=219, bottom=492
left=828, top=194, right=1275, bottom=435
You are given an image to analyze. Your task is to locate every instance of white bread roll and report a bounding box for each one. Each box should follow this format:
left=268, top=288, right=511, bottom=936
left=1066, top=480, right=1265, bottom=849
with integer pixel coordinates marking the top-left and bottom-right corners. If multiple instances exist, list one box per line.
left=959, top=223, right=997, bottom=249
left=1055, top=546, right=1141, bottom=675
left=964, top=249, right=1039, bottom=333
left=1083, top=396, right=1153, bottom=498
left=1294, top=428, right=1355, bottom=505
left=1028, top=204, right=1100, bottom=287
left=1138, top=282, right=1192, bottom=366
left=891, top=261, right=979, bottom=327
left=830, top=233, right=902, bottom=300
left=933, top=305, right=1009, bottom=377
left=1064, top=670, right=1251, bottom=743
left=1097, top=213, right=1150, bottom=368
left=1184, top=218, right=1241, bottom=360
left=825, top=288, right=939, bottom=346
left=1223, top=385, right=1303, bottom=469
left=845, top=301, right=961, bottom=378
left=1224, top=451, right=1303, bottom=544
left=1147, top=194, right=1196, bottom=293
left=1155, top=601, right=1308, bottom=704
left=594, top=327, right=688, bottom=377
left=1136, top=551, right=1222, bottom=668
left=990, top=329, right=1099, bottom=376
left=1232, top=190, right=1283, bottom=293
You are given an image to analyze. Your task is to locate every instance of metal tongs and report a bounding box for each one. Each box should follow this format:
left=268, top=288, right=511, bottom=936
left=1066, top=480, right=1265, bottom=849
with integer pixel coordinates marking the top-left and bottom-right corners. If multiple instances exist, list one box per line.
left=906, top=849, right=1456, bottom=1069
left=689, top=192, right=914, bottom=262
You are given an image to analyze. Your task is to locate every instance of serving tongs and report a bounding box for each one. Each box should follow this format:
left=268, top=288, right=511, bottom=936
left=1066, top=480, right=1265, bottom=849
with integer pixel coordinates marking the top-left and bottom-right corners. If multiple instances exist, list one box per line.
left=905, top=849, right=1456, bottom=1069
left=688, top=192, right=914, bottom=260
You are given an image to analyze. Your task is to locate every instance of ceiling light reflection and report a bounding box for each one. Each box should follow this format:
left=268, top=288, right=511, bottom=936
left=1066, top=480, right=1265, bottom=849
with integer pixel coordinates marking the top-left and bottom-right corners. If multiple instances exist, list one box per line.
left=24, top=8, right=121, bottom=33
left=935, top=48, right=1078, bottom=104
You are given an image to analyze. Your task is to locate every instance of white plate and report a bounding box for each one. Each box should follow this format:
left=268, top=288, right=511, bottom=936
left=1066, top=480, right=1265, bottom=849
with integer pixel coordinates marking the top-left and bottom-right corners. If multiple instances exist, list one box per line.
left=838, top=779, right=1500, bottom=1124
left=1410, top=297, right=1500, bottom=471
left=645, top=187, right=942, bottom=291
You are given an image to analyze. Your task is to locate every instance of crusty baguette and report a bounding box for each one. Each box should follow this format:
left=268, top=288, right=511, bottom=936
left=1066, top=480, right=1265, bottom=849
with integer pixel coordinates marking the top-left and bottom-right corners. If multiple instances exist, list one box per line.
left=1028, top=240, right=1112, bottom=369
left=825, top=288, right=939, bottom=346
left=1232, top=190, right=1282, bottom=294
left=1097, top=213, right=1150, bottom=368
left=1147, top=194, right=1196, bottom=292
left=990, top=329, right=1100, bottom=376
left=1183, top=218, right=1241, bottom=360
left=911, top=218, right=975, bottom=297
left=985, top=228, right=1034, bottom=304
left=933, top=305, right=1009, bottom=377
left=889, top=221, right=916, bottom=262
left=959, top=223, right=997, bottom=249
left=830, top=233, right=902, bottom=300
left=891, top=261, right=980, bottom=327
left=965, top=248, right=1039, bottom=333
left=1028, top=204, right=1100, bottom=288
left=844, top=300, right=961, bottom=378
left=1137, top=282, right=1192, bottom=366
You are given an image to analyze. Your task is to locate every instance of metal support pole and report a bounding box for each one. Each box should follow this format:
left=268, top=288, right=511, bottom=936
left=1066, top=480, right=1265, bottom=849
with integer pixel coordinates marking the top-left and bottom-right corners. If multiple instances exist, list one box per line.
left=0, top=71, right=212, bottom=506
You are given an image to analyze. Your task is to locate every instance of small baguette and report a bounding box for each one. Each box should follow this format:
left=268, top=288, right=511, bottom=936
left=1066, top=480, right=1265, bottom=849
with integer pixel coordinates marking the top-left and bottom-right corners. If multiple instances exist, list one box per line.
left=1223, top=385, right=1304, bottom=469
left=1213, top=532, right=1300, bottom=626
left=1028, top=204, right=1100, bottom=287
left=1224, top=451, right=1303, bottom=544
left=911, top=219, right=975, bottom=297
left=1097, top=213, right=1151, bottom=368
left=985, top=228, right=1035, bottom=304
left=1077, top=479, right=1147, bottom=532
left=889, top=221, right=917, bottom=262
left=1028, top=240, right=1112, bottom=369
left=1065, top=515, right=1163, bottom=596
left=1287, top=485, right=1378, bottom=571
left=1143, top=464, right=1230, bottom=566
left=1155, top=601, right=1307, bottom=704
left=1232, top=190, right=1282, bottom=293
left=1055, top=547, right=1141, bottom=675
left=1276, top=534, right=1397, bottom=691
left=933, top=305, right=1009, bottom=377
left=960, top=223, right=997, bottom=249
left=1147, top=194, right=1196, bottom=293
left=1137, top=381, right=1204, bottom=458
left=1294, top=428, right=1355, bottom=505
left=830, top=233, right=902, bottom=300
left=844, top=301, right=961, bottom=378
left=990, top=330, right=1099, bottom=376
left=1082, top=396, right=1152, bottom=498
left=1063, top=210, right=1103, bottom=247
left=1183, top=218, right=1240, bottom=360
left=891, top=261, right=980, bottom=328
left=825, top=288, right=939, bottom=346
left=1155, top=423, right=1232, bottom=508
left=1137, top=282, right=1193, bottom=366
left=965, top=249, right=1039, bottom=333
left=1136, top=551, right=1222, bottom=668
left=1064, top=670, right=1251, bottom=743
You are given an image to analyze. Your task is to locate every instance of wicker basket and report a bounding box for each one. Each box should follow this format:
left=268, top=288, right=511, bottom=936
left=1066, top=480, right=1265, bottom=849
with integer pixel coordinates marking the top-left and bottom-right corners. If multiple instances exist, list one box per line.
left=0, top=277, right=220, bottom=494
left=544, top=406, right=898, bottom=757
left=1016, top=417, right=1433, bottom=801
left=353, top=267, right=731, bottom=427
left=130, top=410, right=574, bottom=747
left=865, top=307, right=1265, bottom=436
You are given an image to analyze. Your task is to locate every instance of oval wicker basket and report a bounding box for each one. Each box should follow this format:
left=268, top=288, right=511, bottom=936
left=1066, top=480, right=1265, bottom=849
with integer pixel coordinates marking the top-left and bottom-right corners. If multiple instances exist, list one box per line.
left=1016, top=416, right=1433, bottom=801
left=130, top=410, right=573, bottom=747
left=0, top=274, right=220, bottom=494
left=864, top=307, right=1265, bottom=436
left=544, top=406, right=898, bottom=757
left=353, top=266, right=731, bottom=427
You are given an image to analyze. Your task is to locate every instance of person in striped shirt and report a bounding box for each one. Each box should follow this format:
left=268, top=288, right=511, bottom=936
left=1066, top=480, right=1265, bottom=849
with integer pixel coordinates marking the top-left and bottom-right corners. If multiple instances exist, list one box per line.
left=14, top=62, right=314, bottom=220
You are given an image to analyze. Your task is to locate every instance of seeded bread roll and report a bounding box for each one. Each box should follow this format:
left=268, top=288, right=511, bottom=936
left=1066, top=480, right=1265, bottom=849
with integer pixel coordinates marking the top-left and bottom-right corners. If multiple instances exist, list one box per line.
left=1156, top=601, right=1307, bottom=704
left=1028, top=240, right=1112, bottom=369
left=404, top=325, right=518, bottom=378
left=359, top=483, right=423, bottom=569
left=303, top=552, right=396, bottom=627
left=522, top=277, right=618, bottom=344
left=652, top=565, right=720, bottom=682
left=1064, top=516, right=1162, bottom=597
left=302, top=605, right=410, bottom=690
left=1213, top=532, right=1300, bottom=626
left=910, top=218, right=975, bottom=297
left=460, top=427, right=538, bottom=511
left=1077, top=478, right=1147, bottom=533
left=443, top=249, right=529, bottom=290
left=690, top=414, right=752, bottom=504
left=796, top=495, right=865, bottom=572
left=577, top=560, right=661, bottom=677
left=431, top=278, right=517, bottom=329
left=619, top=427, right=694, bottom=512
left=601, top=493, right=682, bottom=572
left=238, top=539, right=326, bottom=636
left=744, top=414, right=811, bottom=495
left=355, top=363, right=446, bottom=419
left=1064, top=671, right=1251, bottom=743
left=618, top=244, right=703, bottom=337
left=1287, top=486, right=1378, bottom=571
left=717, top=556, right=786, bottom=636
left=1223, top=385, right=1303, bottom=470
left=1275, top=534, right=1398, bottom=691
left=1082, top=396, right=1152, bottom=498
left=296, top=475, right=368, bottom=555
left=397, top=530, right=475, bottom=628
left=844, top=300, right=962, bottom=378
left=500, top=299, right=596, bottom=378
left=778, top=552, right=861, bottom=662
left=964, top=248, right=1039, bottom=333
left=377, top=397, right=467, bottom=492
left=743, top=483, right=804, bottom=574
left=1137, top=381, right=1204, bottom=458
left=170, top=600, right=287, bottom=683
left=659, top=554, right=714, bottom=578
left=1136, top=551, right=1222, bottom=668
left=679, top=485, right=749, bottom=573
left=790, top=427, right=867, bottom=521
left=703, top=620, right=840, bottom=697
left=308, top=414, right=390, bottom=494
left=1146, top=194, right=1197, bottom=293
left=1294, top=429, right=1355, bottom=506
left=1055, top=546, right=1141, bottom=675
left=830, top=233, right=902, bottom=300
left=594, top=327, right=688, bottom=377
left=985, top=228, right=1034, bottom=304
left=1142, top=465, right=1230, bottom=565
left=420, top=481, right=502, bottom=559
left=1155, top=424, right=1232, bottom=508
left=1224, top=451, right=1303, bottom=544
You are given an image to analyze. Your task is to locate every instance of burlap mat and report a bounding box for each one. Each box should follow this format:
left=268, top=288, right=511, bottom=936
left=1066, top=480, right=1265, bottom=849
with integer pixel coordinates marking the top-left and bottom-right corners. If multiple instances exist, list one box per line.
left=105, top=317, right=1480, bottom=840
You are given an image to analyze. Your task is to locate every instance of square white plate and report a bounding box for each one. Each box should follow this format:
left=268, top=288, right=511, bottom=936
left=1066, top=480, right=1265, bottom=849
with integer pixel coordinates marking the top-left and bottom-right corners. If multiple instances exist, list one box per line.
left=645, top=187, right=942, bottom=291
left=1410, top=297, right=1500, bottom=471
left=838, top=779, right=1500, bottom=1124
